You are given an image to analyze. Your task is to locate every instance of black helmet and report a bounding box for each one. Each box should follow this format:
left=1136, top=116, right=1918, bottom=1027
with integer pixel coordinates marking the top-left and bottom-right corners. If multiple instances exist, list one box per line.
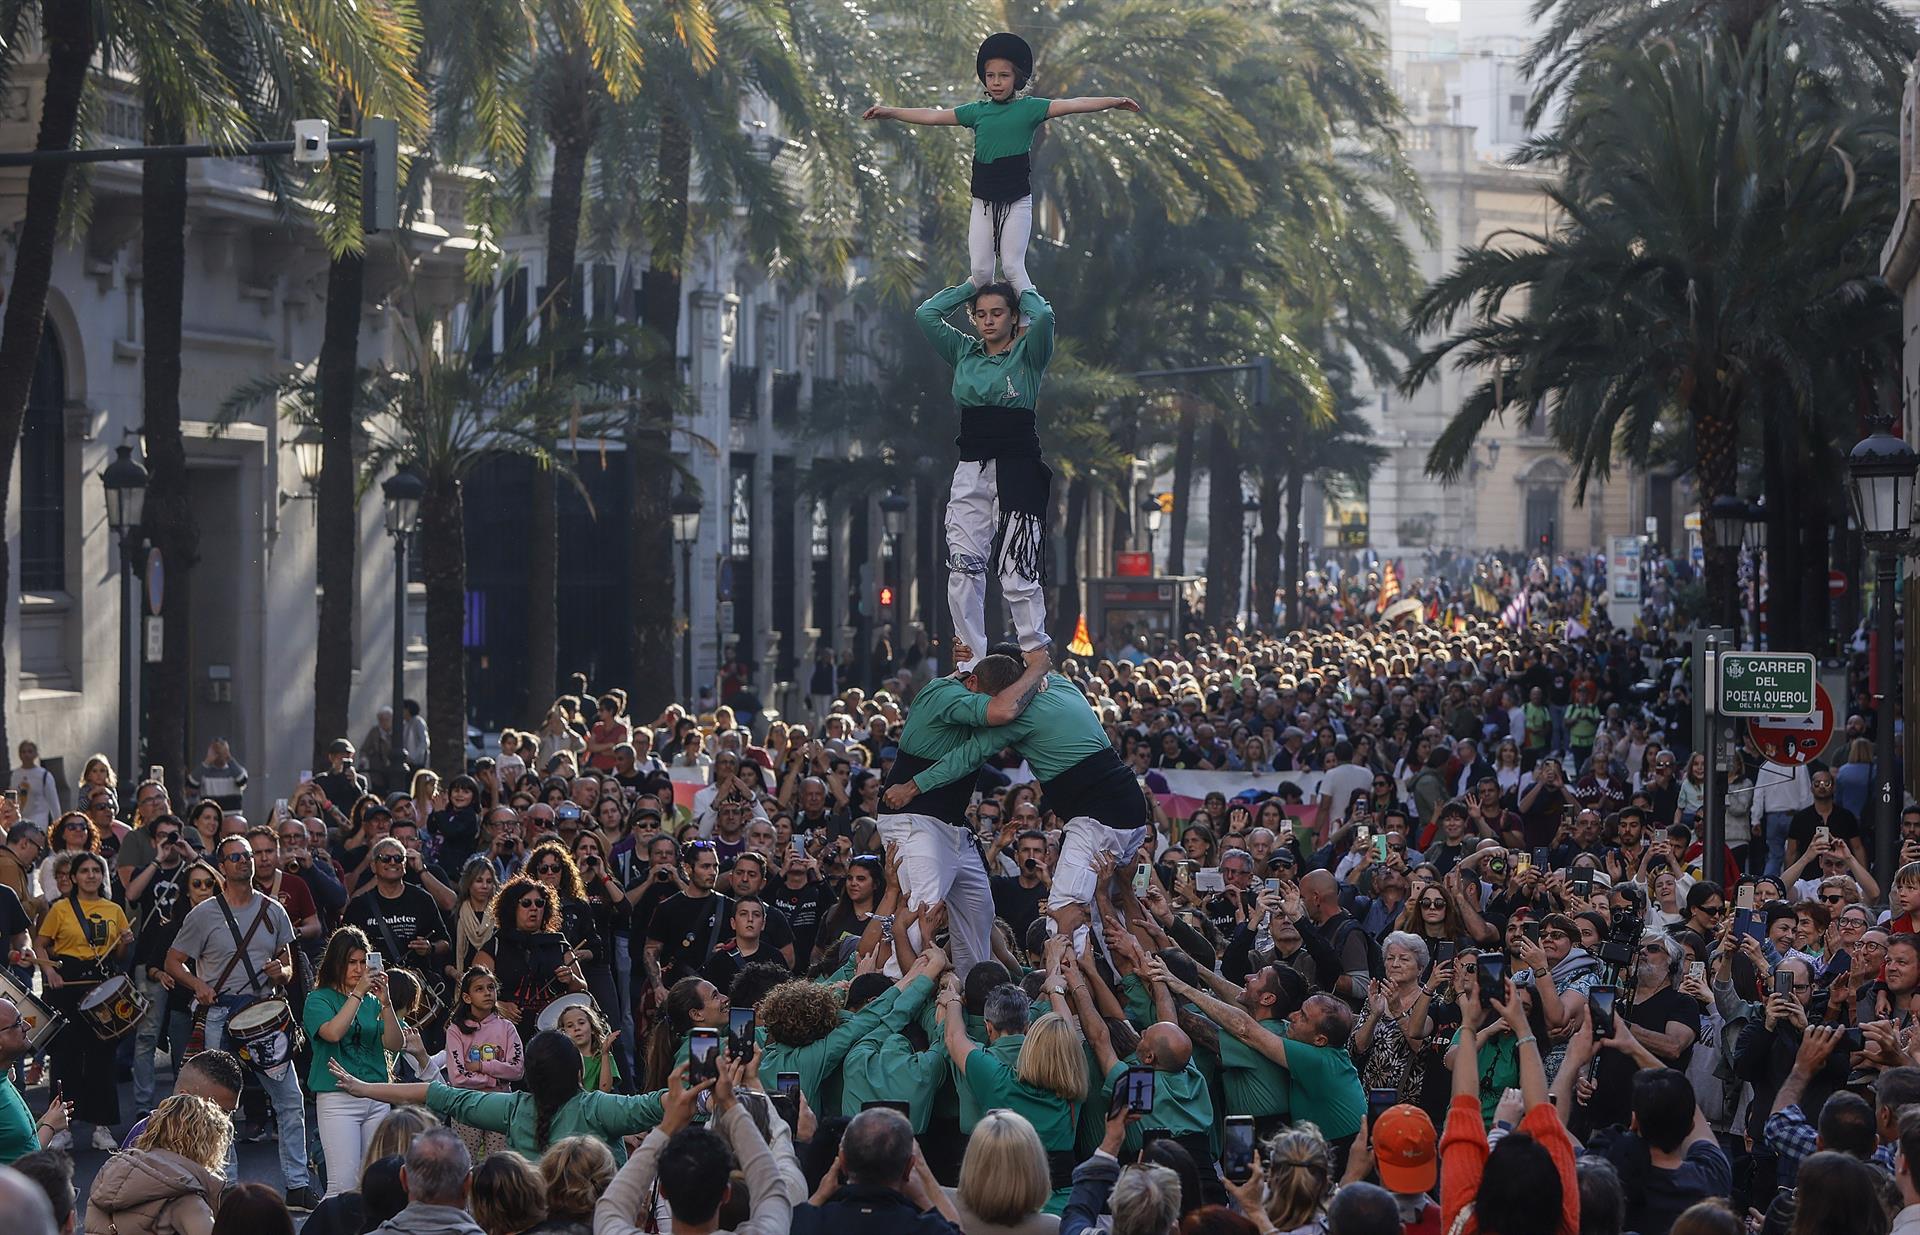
left=976, top=32, right=1034, bottom=88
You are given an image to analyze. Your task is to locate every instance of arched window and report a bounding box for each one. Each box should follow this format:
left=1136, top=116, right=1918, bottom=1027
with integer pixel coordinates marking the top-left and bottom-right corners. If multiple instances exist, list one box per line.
left=19, top=327, right=65, bottom=592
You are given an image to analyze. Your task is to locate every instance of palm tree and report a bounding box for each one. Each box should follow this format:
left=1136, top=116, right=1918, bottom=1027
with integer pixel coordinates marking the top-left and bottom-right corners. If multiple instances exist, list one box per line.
left=227, top=294, right=672, bottom=778
left=1403, top=17, right=1900, bottom=626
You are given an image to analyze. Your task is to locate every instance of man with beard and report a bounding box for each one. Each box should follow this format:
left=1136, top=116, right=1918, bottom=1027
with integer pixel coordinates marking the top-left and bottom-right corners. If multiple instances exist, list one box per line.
left=1786, top=767, right=1865, bottom=869
left=345, top=836, right=452, bottom=980
left=1589, top=931, right=1701, bottom=1129
left=1169, top=959, right=1309, bottom=1138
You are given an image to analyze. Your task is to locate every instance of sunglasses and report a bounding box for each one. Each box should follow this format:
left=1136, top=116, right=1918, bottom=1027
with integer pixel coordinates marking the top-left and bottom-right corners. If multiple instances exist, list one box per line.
left=1821, top=895, right=1845, bottom=904
left=377, top=854, right=406, bottom=866
left=154, top=833, right=180, bottom=844
left=188, top=881, right=216, bottom=892
left=219, top=852, right=250, bottom=864
left=1417, top=897, right=1447, bottom=908
left=518, top=896, right=550, bottom=910
left=534, top=863, right=562, bottom=874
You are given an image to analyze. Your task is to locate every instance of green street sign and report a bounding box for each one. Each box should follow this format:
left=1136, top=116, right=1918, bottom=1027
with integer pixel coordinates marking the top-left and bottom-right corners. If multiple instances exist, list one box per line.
left=1717, top=652, right=1816, bottom=717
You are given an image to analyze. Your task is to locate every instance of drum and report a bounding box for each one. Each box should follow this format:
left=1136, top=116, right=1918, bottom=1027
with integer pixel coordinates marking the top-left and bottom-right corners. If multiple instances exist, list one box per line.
left=226, top=997, right=303, bottom=1071
left=77, top=974, right=148, bottom=1042
left=0, top=968, right=63, bottom=1052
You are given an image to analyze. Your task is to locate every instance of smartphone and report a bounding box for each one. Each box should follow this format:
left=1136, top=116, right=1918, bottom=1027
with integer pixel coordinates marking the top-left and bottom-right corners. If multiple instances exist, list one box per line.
left=274, top=798, right=289, bottom=822
left=727, top=1007, right=756, bottom=1059
left=148, top=765, right=164, bottom=785
left=775, top=1071, right=801, bottom=1101
left=1774, top=970, right=1796, bottom=997
left=1513, top=850, right=1534, bottom=874
left=1355, top=824, right=1372, bottom=845
left=1688, top=961, right=1706, bottom=985
left=1133, top=863, right=1153, bottom=897
left=1476, top=951, right=1508, bottom=1005
left=1815, top=825, right=1832, bottom=849
left=1352, top=795, right=1371, bottom=818
left=298, top=769, right=313, bottom=786
left=687, top=1028, right=721, bottom=1083
left=1124, top=1066, right=1156, bottom=1115
left=1572, top=872, right=1594, bottom=897
left=1222, top=1115, right=1256, bottom=1184
left=862, top=1100, right=912, bottom=1115
left=1839, top=1027, right=1867, bottom=1052
left=772, top=1070, right=801, bottom=1126
left=1737, top=884, right=1756, bottom=911
left=1265, top=878, right=1281, bottom=895
left=366, top=950, right=384, bottom=972
left=1373, top=835, right=1389, bottom=862
left=1532, top=848, right=1550, bottom=871
left=1367, top=1087, right=1399, bottom=1131
left=1735, top=907, right=1766, bottom=943
left=1589, top=985, right=1617, bottom=1039
left=1522, top=921, right=1543, bottom=943
left=1436, top=940, right=1457, bottom=966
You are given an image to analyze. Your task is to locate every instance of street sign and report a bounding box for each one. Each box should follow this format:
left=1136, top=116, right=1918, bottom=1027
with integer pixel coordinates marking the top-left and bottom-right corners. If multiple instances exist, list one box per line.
left=1718, top=651, right=1817, bottom=717
left=1114, top=551, right=1151, bottom=577
left=1829, top=570, right=1847, bottom=597
left=1748, top=683, right=1837, bottom=766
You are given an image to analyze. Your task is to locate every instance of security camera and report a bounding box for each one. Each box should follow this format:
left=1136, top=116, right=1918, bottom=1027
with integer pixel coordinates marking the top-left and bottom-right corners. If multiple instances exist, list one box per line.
left=292, top=118, right=330, bottom=166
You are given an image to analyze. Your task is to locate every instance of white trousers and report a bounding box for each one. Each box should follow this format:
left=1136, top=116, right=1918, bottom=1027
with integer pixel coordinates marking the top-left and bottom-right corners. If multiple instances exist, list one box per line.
left=1046, top=816, right=1151, bottom=912
left=876, top=812, right=997, bottom=980
left=969, top=195, right=1034, bottom=294
left=316, top=1091, right=391, bottom=1196
left=947, top=460, right=1049, bottom=669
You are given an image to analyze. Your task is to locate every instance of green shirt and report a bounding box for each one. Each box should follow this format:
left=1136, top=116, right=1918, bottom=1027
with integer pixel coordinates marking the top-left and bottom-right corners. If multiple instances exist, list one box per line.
left=962, top=1042, right=1079, bottom=1215
left=954, top=96, right=1051, bottom=164
left=304, top=989, right=389, bottom=1093
left=1567, top=703, right=1602, bottom=747
left=0, top=1079, right=34, bottom=1164
left=915, top=672, right=1110, bottom=794
left=916, top=283, right=1055, bottom=411
left=1129, top=1055, right=1216, bottom=1150
left=425, top=1080, right=664, bottom=1164
left=1218, top=1025, right=1291, bottom=1120
left=582, top=1052, right=621, bottom=1091
left=759, top=985, right=900, bottom=1117
left=1281, top=1037, right=1364, bottom=1140
left=839, top=976, right=950, bottom=1131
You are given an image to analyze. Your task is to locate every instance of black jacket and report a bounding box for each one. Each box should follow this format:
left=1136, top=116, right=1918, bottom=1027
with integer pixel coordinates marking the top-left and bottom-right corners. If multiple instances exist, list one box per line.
left=789, top=1185, right=961, bottom=1235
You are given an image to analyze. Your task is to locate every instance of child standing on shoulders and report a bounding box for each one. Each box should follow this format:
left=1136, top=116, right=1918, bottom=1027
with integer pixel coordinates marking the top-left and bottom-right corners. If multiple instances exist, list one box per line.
left=443, top=965, right=522, bottom=1161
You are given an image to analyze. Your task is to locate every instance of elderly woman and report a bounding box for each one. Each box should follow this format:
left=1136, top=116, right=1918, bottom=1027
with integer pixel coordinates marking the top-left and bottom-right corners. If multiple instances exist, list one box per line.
left=1352, top=932, right=1434, bottom=1104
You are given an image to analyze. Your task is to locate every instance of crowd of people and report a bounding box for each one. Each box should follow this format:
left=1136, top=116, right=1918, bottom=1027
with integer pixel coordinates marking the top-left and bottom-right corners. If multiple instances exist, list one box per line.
left=0, top=552, right=1905, bottom=1235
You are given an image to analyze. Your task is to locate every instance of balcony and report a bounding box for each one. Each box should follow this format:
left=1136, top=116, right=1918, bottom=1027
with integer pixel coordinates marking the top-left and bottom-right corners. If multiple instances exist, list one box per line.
left=772, top=371, right=800, bottom=423
left=730, top=363, right=760, bottom=419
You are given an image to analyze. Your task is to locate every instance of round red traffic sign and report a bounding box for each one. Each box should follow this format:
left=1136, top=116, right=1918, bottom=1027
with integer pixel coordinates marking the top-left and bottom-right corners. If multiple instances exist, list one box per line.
left=1748, top=682, right=1836, bottom=766
left=1829, top=570, right=1847, bottom=598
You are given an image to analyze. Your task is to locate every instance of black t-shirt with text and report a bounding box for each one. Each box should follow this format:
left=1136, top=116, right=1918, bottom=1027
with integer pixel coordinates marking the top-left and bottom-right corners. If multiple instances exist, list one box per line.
left=345, top=884, right=450, bottom=966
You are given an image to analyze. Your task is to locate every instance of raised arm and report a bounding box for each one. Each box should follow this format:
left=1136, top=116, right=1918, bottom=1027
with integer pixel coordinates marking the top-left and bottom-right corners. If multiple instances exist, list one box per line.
left=1019, top=287, right=1054, bottom=371
left=1046, top=97, right=1140, bottom=118
left=1147, top=957, right=1288, bottom=1069
left=915, top=283, right=978, bottom=367
left=863, top=105, right=960, bottom=126
left=985, top=652, right=1052, bottom=725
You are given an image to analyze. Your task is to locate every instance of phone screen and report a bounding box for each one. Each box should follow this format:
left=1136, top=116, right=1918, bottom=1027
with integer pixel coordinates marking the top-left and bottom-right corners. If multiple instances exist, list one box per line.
left=1476, top=951, right=1508, bottom=1004
left=728, top=1008, right=756, bottom=1058
left=1125, top=1067, right=1156, bottom=1114
left=1590, top=986, right=1617, bottom=1039
left=1368, top=1087, right=1399, bottom=1130
left=688, top=1029, right=721, bottom=1081
left=1222, top=1116, right=1255, bottom=1183
left=776, top=1071, right=800, bottom=1099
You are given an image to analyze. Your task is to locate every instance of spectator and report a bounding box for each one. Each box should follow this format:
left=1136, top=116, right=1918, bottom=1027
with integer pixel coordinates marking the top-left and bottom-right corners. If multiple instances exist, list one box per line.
left=470, top=1153, right=545, bottom=1235
left=1597, top=1067, right=1731, bottom=1235
left=211, top=1185, right=294, bottom=1235
left=0, top=1164, right=57, bottom=1235
left=300, top=1107, right=443, bottom=1235
left=373, top=1129, right=484, bottom=1235
left=10, top=1150, right=72, bottom=1235
left=948, top=1108, right=1058, bottom=1235
left=1328, top=1184, right=1405, bottom=1235
left=791, top=1107, right=963, bottom=1234
left=84, top=1094, right=232, bottom=1235
left=528, top=1138, right=612, bottom=1235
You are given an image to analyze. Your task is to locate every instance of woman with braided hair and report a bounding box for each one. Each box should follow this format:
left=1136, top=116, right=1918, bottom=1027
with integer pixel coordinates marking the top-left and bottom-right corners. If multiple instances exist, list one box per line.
left=326, top=1029, right=664, bottom=1163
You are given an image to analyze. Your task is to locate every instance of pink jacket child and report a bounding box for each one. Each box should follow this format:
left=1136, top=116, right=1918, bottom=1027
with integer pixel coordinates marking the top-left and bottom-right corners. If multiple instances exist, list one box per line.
left=446, top=1011, right=525, bottom=1091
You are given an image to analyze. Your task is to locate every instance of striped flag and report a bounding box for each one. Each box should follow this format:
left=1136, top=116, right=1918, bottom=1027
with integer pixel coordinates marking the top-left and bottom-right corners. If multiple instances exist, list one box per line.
left=1500, top=587, right=1529, bottom=629
left=1376, top=563, right=1400, bottom=613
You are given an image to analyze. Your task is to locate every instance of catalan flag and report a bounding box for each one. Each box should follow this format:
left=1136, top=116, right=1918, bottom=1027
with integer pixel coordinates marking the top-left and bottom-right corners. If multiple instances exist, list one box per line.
left=1375, top=563, right=1400, bottom=613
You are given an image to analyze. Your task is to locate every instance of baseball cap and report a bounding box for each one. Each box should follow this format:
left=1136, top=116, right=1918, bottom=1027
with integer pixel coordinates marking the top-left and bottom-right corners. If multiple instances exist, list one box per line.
left=1372, top=1105, right=1436, bottom=1193
left=329, top=738, right=355, bottom=756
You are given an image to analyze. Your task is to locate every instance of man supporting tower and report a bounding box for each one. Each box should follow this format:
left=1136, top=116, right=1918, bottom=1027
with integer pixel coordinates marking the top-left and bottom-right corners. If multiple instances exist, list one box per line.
left=875, top=649, right=1052, bottom=979
left=884, top=641, right=1147, bottom=933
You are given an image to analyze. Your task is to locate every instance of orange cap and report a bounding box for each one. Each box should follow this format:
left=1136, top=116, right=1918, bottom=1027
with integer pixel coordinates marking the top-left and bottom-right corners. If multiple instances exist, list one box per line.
left=1372, top=1104, right=1437, bottom=1194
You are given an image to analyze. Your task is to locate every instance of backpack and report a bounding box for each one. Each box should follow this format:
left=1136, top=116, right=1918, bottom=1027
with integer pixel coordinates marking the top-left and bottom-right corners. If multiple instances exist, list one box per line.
left=1328, top=913, right=1385, bottom=984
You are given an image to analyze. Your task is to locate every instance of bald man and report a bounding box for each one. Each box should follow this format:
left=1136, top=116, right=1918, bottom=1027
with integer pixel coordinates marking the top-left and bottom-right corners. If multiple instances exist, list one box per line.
left=1129, top=1022, right=1216, bottom=1168
left=1300, top=868, right=1380, bottom=1008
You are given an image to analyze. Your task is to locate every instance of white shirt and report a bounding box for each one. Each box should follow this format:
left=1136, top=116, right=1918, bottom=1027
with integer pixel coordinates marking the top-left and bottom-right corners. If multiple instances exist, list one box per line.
left=8, top=766, right=57, bottom=826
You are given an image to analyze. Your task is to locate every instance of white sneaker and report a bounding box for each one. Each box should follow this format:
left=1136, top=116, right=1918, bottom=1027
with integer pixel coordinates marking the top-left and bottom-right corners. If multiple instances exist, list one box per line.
left=45, top=1129, right=70, bottom=1151
left=91, top=1126, right=118, bottom=1150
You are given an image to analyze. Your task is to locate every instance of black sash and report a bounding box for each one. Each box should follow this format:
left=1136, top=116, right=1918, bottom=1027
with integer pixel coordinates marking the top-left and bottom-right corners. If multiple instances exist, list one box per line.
left=1041, top=749, right=1148, bottom=829
left=970, top=152, right=1032, bottom=204
left=884, top=751, right=975, bottom=829
left=956, top=407, right=1051, bottom=583
left=1047, top=1149, right=1076, bottom=1191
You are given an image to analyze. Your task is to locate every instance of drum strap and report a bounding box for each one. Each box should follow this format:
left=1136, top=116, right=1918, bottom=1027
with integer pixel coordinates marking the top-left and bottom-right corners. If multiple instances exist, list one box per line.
left=365, top=896, right=410, bottom=969
left=213, top=897, right=273, bottom=995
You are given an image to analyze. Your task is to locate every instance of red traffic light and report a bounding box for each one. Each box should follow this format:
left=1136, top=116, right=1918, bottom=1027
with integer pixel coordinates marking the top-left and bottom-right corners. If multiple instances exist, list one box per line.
left=878, top=585, right=895, bottom=608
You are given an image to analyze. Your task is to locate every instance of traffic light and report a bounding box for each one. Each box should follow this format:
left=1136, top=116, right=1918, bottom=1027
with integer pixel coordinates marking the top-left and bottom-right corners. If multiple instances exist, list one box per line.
left=1156, top=491, right=1174, bottom=514
left=878, top=584, right=895, bottom=611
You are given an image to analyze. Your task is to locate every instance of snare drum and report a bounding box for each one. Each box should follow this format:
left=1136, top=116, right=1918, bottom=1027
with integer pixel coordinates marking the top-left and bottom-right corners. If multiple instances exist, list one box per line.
left=77, top=975, right=149, bottom=1042
left=226, top=997, right=303, bottom=1071
left=0, top=968, right=63, bottom=1052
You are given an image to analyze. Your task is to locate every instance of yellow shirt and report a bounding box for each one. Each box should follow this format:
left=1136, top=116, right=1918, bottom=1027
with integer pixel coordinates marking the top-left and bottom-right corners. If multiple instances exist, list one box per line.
left=40, top=895, right=127, bottom=961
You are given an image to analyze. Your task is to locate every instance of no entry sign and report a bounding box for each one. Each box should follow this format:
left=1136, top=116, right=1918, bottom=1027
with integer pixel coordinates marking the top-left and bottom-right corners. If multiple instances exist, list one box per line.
left=1747, top=682, right=1836, bottom=766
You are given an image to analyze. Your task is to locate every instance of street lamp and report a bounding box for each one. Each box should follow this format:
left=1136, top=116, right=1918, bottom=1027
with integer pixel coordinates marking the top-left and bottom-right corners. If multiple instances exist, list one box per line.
left=1242, top=492, right=1260, bottom=629
left=1708, top=493, right=1750, bottom=630
left=101, top=442, right=149, bottom=786
left=1849, top=428, right=1919, bottom=890
left=880, top=490, right=910, bottom=654
left=290, top=424, right=325, bottom=492
left=671, top=490, right=703, bottom=704
left=381, top=466, right=425, bottom=791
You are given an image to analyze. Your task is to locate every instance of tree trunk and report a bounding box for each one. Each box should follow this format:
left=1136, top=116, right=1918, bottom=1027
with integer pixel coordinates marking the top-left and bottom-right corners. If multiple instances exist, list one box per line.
left=1204, top=419, right=1241, bottom=630
left=1168, top=404, right=1195, bottom=575
left=1050, top=473, right=1088, bottom=649
left=1284, top=461, right=1306, bottom=630
left=314, top=252, right=363, bottom=761
left=1692, top=387, right=1741, bottom=630
left=527, top=74, right=596, bottom=725
left=0, top=2, right=96, bottom=780
left=140, top=101, right=196, bottom=787
left=420, top=474, right=467, bottom=782
left=1254, top=473, right=1281, bottom=631
left=630, top=112, right=691, bottom=718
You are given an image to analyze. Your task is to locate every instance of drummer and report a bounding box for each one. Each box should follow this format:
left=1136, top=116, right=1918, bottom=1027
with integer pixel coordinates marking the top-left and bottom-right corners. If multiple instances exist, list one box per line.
left=34, top=851, right=128, bottom=1150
